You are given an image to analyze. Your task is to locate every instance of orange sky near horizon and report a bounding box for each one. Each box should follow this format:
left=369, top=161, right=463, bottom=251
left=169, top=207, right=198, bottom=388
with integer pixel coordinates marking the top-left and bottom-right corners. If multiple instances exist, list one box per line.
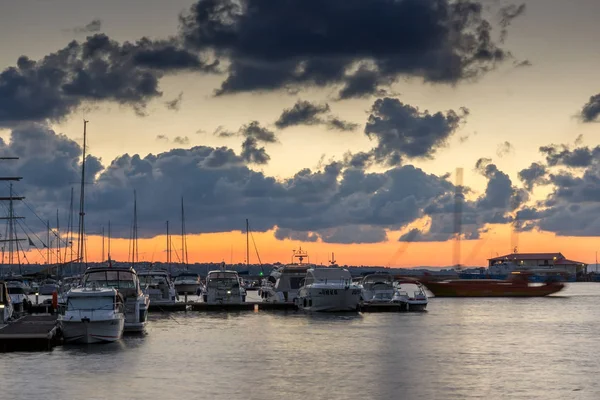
left=24, top=224, right=599, bottom=268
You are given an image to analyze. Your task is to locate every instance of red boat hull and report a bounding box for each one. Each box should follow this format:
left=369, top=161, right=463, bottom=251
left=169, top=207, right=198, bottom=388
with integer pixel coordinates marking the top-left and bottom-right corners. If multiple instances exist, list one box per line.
left=423, top=279, right=564, bottom=297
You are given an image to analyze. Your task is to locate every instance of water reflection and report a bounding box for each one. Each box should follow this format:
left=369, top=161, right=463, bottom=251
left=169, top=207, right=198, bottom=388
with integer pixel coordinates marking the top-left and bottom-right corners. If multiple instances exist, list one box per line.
left=2, top=284, right=600, bottom=399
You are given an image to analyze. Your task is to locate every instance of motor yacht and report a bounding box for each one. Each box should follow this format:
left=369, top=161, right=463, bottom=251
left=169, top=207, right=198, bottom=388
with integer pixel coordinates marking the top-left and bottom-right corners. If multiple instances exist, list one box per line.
left=203, top=270, right=246, bottom=304
left=5, top=279, right=31, bottom=315
left=138, top=270, right=178, bottom=306
left=173, top=272, right=201, bottom=295
left=296, top=267, right=362, bottom=312
left=393, top=279, right=428, bottom=311
left=58, top=285, right=125, bottom=344
left=81, top=266, right=149, bottom=332
left=360, top=273, right=398, bottom=304
left=39, top=279, right=59, bottom=295
left=259, top=265, right=309, bottom=304
left=0, top=281, right=14, bottom=324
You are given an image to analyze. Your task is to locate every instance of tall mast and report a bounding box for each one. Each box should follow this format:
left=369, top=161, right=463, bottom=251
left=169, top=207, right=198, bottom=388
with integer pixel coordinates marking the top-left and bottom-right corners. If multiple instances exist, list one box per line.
left=56, top=209, right=60, bottom=266
left=108, top=220, right=111, bottom=261
left=166, top=220, right=170, bottom=273
left=101, top=226, right=105, bottom=262
left=132, top=190, right=138, bottom=266
left=0, top=160, right=25, bottom=276
left=181, top=197, right=187, bottom=268
left=66, top=187, right=74, bottom=274
left=246, top=218, right=249, bottom=268
left=77, top=120, right=88, bottom=269
left=47, top=220, right=50, bottom=265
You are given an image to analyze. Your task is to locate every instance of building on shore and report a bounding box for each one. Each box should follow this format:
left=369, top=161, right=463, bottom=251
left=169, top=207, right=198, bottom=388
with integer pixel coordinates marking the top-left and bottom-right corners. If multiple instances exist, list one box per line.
left=488, top=252, right=587, bottom=276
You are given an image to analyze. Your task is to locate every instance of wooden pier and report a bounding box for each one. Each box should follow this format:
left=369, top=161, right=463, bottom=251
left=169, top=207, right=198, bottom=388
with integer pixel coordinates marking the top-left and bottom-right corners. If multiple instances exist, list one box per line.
left=0, top=315, right=60, bottom=352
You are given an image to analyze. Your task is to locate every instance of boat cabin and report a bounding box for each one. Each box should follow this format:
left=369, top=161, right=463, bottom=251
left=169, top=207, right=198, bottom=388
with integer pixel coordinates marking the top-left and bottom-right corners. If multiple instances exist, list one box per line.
left=63, top=287, right=123, bottom=313
left=303, top=268, right=353, bottom=286
left=81, top=267, right=141, bottom=299
left=206, top=270, right=242, bottom=289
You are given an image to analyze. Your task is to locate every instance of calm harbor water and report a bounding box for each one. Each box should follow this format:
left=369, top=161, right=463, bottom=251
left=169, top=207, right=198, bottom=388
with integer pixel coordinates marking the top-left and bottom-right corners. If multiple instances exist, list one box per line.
left=2, top=284, right=600, bottom=399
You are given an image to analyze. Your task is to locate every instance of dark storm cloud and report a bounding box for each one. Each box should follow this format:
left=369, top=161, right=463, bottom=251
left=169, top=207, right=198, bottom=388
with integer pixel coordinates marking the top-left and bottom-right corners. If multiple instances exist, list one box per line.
left=274, top=228, right=319, bottom=242
left=237, top=121, right=277, bottom=164
left=180, top=0, right=519, bottom=98
left=364, top=97, right=467, bottom=165
left=518, top=162, right=547, bottom=191
left=3, top=124, right=532, bottom=244
left=580, top=93, right=600, bottom=123
left=156, top=135, right=169, bottom=142
left=317, top=225, right=388, bottom=244
left=165, top=92, right=183, bottom=111
left=73, top=19, right=103, bottom=34
left=275, top=100, right=358, bottom=131
left=539, top=144, right=600, bottom=167
left=0, top=34, right=214, bottom=126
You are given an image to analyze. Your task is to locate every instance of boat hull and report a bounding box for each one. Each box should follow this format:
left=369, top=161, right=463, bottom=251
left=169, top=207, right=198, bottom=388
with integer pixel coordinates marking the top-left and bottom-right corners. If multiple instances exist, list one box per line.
left=60, top=318, right=125, bottom=344
left=298, top=287, right=361, bottom=312
left=424, top=280, right=564, bottom=297
left=174, top=283, right=199, bottom=295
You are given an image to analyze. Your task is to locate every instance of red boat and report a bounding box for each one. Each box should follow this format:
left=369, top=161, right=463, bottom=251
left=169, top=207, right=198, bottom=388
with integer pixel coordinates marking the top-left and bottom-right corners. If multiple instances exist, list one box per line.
left=421, top=272, right=564, bottom=297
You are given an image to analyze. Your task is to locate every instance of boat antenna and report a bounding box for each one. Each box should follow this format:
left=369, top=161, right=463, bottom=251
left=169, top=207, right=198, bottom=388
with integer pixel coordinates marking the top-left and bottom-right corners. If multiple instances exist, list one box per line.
left=101, top=225, right=105, bottom=262
left=76, top=120, right=88, bottom=271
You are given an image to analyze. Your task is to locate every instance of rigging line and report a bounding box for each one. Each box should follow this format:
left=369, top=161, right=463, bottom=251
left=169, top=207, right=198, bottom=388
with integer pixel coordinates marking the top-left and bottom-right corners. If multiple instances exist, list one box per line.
left=169, top=237, right=181, bottom=263
left=2, top=183, right=71, bottom=248
left=0, top=200, right=58, bottom=263
left=247, top=223, right=263, bottom=265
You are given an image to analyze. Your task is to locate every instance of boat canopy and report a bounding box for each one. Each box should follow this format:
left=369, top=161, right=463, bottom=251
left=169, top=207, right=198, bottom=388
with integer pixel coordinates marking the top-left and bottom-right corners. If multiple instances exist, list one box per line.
left=361, top=273, right=393, bottom=285
left=82, top=269, right=138, bottom=290
left=307, top=268, right=352, bottom=283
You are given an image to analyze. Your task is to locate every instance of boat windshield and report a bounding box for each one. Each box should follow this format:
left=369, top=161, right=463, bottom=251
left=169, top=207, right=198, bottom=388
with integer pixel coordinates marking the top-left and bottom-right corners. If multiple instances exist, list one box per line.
left=67, top=296, right=114, bottom=311
left=82, top=270, right=137, bottom=289
left=175, top=275, right=197, bottom=282
left=7, top=287, right=25, bottom=295
left=139, top=275, right=168, bottom=286
left=207, top=272, right=239, bottom=288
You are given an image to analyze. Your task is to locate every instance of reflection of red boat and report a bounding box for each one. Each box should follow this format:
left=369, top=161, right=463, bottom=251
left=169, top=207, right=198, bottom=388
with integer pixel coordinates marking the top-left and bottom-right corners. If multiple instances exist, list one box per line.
left=421, top=272, right=564, bottom=297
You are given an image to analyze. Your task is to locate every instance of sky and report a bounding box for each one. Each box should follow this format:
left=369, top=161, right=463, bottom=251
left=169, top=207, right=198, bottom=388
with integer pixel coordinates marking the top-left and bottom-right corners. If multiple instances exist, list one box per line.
left=1, top=0, right=600, bottom=267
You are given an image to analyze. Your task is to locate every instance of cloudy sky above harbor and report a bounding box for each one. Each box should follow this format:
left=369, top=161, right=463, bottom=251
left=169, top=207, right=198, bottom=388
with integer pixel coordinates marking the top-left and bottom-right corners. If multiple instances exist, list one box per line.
left=1, top=0, right=600, bottom=267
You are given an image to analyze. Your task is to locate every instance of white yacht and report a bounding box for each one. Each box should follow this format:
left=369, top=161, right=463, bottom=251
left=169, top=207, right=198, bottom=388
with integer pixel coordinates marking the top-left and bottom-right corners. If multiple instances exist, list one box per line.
left=39, top=279, right=59, bottom=295
left=259, top=265, right=309, bottom=304
left=360, top=273, right=399, bottom=304
left=0, top=281, right=14, bottom=324
left=59, top=285, right=125, bottom=344
left=203, top=270, right=246, bottom=304
left=297, top=267, right=362, bottom=312
left=173, top=272, right=201, bottom=295
left=138, top=269, right=178, bottom=306
left=394, top=279, right=428, bottom=311
left=81, top=266, right=149, bottom=332
left=5, top=279, right=30, bottom=315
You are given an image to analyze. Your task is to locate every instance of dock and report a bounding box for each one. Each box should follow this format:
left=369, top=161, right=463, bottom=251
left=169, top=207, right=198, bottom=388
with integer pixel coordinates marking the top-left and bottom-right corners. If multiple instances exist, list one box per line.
left=0, top=315, right=60, bottom=352
left=149, top=302, right=421, bottom=312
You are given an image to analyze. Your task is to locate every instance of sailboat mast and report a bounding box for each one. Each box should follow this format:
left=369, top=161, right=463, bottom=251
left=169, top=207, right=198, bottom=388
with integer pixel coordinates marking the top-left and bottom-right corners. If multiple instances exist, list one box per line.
left=166, top=220, right=170, bottom=272
left=56, top=209, right=60, bottom=265
left=47, top=220, right=50, bottom=265
left=132, top=190, right=138, bottom=266
left=8, top=183, right=14, bottom=266
left=108, top=220, right=111, bottom=261
left=181, top=197, right=187, bottom=267
left=77, top=120, right=88, bottom=269
left=246, top=218, right=249, bottom=268
left=101, top=226, right=105, bottom=262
